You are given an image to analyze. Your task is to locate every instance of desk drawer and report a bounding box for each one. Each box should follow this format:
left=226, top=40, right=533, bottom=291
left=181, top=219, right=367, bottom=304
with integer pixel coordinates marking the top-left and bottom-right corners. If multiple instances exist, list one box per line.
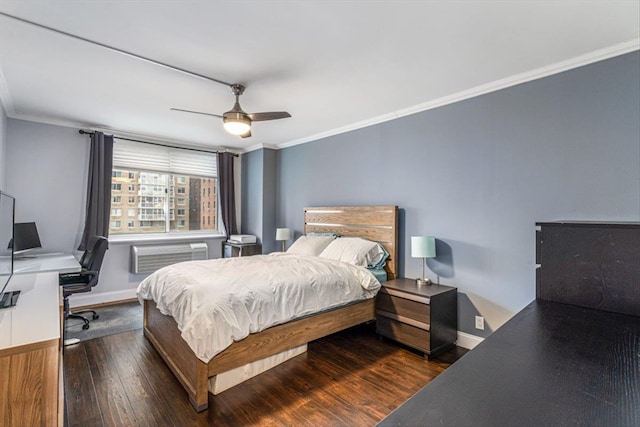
left=377, top=291, right=430, bottom=324
left=376, top=315, right=431, bottom=353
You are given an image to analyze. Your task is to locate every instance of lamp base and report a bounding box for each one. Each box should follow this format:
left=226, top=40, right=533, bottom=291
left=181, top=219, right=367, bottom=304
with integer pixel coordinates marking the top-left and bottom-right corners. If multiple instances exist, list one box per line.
left=416, top=278, right=432, bottom=286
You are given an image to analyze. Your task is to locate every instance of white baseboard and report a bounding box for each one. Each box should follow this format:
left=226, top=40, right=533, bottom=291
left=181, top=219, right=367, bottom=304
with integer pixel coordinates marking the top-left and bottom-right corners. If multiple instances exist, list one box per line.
left=457, top=331, right=484, bottom=350
left=68, top=288, right=138, bottom=308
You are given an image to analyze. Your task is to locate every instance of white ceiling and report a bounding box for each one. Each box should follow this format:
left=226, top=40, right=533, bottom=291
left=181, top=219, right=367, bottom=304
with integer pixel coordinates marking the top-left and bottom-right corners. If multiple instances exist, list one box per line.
left=0, top=1, right=638, bottom=152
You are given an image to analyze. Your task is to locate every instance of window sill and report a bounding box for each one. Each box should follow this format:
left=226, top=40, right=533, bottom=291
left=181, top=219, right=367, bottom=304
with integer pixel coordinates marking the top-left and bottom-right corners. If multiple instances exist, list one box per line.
left=108, top=232, right=226, bottom=244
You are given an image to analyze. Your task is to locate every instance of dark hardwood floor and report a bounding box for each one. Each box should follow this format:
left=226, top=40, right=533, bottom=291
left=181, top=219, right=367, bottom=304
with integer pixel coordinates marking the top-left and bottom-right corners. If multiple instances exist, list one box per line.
left=64, top=323, right=467, bottom=427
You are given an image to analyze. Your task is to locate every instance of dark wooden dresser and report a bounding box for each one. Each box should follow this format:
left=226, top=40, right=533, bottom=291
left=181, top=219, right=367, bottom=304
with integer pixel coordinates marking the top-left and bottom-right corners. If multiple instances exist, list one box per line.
left=376, top=278, right=457, bottom=358
left=378, top=222, right=640, bottom=426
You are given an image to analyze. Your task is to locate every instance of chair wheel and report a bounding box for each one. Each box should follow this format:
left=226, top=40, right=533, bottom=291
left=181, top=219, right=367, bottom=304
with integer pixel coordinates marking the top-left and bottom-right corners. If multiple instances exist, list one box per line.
left=82, top=324, right=90, bottom=330
left=93, top=314, right=99, bottom=320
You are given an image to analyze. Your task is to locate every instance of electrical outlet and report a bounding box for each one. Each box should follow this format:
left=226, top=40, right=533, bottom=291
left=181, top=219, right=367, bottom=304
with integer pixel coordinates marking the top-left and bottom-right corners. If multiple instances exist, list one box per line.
left=475, top=316, right=485, bottom=330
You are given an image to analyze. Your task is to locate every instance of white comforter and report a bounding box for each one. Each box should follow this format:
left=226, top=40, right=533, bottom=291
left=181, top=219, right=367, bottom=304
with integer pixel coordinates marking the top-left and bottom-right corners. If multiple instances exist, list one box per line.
left=136, top=252, right=380, bottom=362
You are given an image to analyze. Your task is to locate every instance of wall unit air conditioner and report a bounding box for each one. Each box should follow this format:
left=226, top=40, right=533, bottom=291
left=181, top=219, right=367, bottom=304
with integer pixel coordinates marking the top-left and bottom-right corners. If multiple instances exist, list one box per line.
left=130, top=242, right=208, bottom=274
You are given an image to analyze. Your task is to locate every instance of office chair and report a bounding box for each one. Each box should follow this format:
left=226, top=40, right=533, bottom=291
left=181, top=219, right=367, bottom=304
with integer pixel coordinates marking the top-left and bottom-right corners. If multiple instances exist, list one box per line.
left=59, top=235, right=108, bottom=330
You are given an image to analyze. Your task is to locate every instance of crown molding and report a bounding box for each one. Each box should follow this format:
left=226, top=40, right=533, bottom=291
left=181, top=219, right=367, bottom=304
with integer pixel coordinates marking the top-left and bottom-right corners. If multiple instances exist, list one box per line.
left=277, top=39, right=640, bottom=150
left=241, top=142, right=279, bottom=154
left=6, top=112, right=238, bottom=154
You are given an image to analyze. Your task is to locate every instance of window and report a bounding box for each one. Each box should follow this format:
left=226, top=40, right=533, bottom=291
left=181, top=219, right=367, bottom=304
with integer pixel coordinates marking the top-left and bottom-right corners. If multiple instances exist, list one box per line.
left=111, top=220, right=121, bottom=228
left=110, top=140, right=218, bottom=235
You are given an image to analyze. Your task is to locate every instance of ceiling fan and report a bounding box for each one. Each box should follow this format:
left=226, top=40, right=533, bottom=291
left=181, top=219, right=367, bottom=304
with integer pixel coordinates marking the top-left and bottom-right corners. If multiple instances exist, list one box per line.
left=171, top=84, right=291, bottom=138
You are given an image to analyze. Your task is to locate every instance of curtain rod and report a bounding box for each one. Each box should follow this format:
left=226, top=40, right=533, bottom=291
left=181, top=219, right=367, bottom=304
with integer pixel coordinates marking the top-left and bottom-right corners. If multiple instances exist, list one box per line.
left=78, top=130, right=238, bottom=157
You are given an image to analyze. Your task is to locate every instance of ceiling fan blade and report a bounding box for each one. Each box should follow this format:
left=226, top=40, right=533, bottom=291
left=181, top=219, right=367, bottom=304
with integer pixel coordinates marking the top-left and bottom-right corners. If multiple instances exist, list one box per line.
left=247, top=111, right=291, bottom=122
left=170, top=108, right=223, bottom=118
left=240, top=130, right=252, bottom=139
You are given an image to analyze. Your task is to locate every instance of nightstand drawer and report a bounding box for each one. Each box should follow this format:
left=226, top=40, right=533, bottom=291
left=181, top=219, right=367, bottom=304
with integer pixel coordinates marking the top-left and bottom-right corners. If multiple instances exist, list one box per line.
left=376, top=315, right=431, bottom=353
left=377, top=290, right=430, bottom=324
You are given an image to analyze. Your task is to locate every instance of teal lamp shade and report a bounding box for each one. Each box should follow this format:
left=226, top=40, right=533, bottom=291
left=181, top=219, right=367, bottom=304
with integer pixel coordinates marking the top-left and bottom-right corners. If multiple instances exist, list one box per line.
left=411, top=236, right=436, bottom=285
left=411, top=236, right=436, bottom=258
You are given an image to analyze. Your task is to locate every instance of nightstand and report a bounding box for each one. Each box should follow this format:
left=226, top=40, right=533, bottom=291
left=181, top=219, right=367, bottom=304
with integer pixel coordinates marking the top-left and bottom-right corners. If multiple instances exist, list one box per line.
left=221, top=241, right=262, bottom=258
left=376, top=278, right=457, bottom=358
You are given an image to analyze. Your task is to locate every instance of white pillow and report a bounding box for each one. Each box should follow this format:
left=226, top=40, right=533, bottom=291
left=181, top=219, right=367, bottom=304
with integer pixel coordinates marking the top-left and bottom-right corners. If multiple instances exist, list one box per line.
left=286, top=235, right=336, bottom=256
left=318, top=237, right=385, bottom=267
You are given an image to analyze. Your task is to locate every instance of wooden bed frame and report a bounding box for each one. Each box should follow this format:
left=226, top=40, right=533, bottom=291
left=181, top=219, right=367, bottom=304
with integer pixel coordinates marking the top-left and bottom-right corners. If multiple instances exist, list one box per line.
left=143, top=205, right=398, bottom=411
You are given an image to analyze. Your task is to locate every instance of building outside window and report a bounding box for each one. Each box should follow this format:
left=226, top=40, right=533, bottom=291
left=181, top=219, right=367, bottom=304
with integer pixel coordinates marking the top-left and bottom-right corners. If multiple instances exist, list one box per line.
left=109, top=140, right=219, bottom=235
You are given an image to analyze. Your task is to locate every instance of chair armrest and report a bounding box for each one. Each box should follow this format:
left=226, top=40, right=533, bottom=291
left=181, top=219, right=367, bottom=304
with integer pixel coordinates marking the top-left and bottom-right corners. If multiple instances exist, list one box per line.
left=59, top=270, right=98, bottom=286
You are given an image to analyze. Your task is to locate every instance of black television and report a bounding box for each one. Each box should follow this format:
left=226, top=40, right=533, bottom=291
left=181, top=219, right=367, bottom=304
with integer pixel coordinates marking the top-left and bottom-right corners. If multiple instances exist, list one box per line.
left=12, top=222, right=42, bottom=256
left=0, top=190, right=19, bottom=309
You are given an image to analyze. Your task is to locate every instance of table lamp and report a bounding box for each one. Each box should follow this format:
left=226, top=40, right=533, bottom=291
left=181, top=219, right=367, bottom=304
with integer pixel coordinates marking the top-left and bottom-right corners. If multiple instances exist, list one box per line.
left=275, top=228, right=291, bottom=251
left=411, top=236, right=436, bottom=286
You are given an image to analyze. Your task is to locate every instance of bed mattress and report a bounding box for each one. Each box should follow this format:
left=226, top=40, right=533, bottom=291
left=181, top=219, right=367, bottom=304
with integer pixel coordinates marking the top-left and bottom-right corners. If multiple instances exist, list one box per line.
left=137, top=252, right=380, bottom=362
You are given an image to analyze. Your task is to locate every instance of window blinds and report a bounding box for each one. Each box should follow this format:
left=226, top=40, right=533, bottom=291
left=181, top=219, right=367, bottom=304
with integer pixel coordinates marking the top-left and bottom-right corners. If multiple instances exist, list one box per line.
left=112, top=140, right=217, bottom=177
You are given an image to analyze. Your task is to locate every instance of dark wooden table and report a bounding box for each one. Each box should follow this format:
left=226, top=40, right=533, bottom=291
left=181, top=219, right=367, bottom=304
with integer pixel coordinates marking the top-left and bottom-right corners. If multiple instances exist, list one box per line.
left=378, top=299, right=640, bottom=426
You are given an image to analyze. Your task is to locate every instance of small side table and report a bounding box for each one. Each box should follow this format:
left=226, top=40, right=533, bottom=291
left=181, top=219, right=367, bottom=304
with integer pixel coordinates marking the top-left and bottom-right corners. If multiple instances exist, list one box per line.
left=376, top=278, right=457, bottom=358
left=221, top=241, right=262, bottom=258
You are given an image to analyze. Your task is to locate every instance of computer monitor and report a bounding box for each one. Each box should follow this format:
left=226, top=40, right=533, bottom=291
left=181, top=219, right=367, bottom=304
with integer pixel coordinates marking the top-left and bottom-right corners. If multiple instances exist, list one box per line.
left=0, top=191, right=19, bottom=308
left=12, top=222, right=42, bottom=256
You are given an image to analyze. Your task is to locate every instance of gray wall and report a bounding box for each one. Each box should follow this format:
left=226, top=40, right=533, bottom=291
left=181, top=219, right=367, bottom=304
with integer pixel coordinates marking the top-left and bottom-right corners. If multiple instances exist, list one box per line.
left=241, top=149, right=263, bottom=242
left=276, top=52, right=640, bottom=337
left=241, top=147, right=278, bottom=253
left=5, top=119, right=225, bottom=306
left=6, top=119, right=88, bottom=253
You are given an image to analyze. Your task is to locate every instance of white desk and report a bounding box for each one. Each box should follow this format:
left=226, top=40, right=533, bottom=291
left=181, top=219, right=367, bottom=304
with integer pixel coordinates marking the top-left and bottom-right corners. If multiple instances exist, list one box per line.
left=13, top=254, right=81, bottom=275
left=0, top=271, right=63, bottom=425
left=0, top=272, right=61, bottom=349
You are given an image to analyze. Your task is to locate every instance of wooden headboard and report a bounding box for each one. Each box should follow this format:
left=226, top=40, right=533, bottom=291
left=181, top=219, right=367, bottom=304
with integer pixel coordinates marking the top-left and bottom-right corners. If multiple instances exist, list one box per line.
left=304, top=205, right=399, bottom=280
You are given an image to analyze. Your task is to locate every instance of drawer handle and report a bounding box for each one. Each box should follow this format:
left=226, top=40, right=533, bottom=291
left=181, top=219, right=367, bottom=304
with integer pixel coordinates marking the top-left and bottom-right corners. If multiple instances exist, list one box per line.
left=381, top=288, right=431, bottom=305
left=377, top=309, right=430, bottom=331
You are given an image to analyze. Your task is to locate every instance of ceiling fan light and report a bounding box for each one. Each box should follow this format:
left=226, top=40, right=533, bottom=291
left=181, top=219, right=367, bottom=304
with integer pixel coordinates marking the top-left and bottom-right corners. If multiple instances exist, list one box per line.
left=223, top=113, right=251, bottom=135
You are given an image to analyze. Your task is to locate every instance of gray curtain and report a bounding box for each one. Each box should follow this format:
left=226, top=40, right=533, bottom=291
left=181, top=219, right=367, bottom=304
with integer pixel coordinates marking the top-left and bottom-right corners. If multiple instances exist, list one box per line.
left=217, top=152, right=238, bottom=238
left=78, top=132, right=114, bottom=251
